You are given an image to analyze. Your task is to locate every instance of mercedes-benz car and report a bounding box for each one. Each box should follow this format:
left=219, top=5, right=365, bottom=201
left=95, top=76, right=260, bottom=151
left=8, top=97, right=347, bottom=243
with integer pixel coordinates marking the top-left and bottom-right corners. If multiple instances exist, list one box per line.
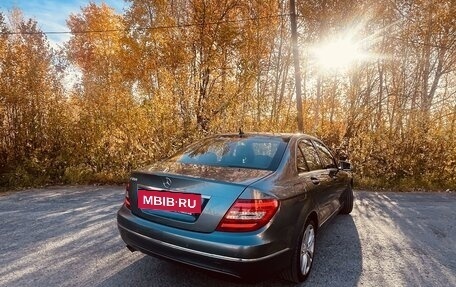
left=117, top=133, right=353, bottom=282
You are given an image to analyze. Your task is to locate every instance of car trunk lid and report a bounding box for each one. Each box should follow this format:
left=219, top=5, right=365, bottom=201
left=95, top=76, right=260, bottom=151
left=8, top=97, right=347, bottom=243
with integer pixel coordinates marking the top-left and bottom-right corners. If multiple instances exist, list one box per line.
left=129, top=162, right=272, bottom=233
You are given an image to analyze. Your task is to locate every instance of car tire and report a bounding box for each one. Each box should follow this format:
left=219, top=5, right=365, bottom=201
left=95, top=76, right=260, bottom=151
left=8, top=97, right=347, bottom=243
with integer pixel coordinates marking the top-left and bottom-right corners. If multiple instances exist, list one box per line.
left=281, top=219, right=316, bottom=283
left=340, top=183, right=354, bottom=214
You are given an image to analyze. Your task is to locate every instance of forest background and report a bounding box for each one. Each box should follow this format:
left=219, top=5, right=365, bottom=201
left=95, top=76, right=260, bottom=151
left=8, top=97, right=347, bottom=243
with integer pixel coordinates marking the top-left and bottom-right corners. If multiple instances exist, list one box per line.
left=1, top=0, right=455, bottom=191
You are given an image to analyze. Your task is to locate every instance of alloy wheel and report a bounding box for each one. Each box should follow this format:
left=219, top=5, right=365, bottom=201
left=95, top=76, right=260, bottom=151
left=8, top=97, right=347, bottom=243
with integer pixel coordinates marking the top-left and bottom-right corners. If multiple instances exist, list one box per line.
left=300, top=224, right=315, bottom=275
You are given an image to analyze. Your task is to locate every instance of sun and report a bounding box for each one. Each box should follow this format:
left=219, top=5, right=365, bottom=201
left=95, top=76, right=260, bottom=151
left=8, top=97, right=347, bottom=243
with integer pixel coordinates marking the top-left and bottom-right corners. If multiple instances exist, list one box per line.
left=312, top=37, right=364, bottom=72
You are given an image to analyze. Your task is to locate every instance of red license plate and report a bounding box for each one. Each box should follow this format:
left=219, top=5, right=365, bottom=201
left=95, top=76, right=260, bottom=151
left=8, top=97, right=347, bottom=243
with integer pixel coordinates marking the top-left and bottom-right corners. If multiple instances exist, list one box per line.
left=137, top=190, right=202, bottom=214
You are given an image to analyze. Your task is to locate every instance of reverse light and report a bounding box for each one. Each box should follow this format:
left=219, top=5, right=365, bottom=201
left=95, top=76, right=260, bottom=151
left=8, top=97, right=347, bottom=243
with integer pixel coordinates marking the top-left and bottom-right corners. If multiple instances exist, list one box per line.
left=124, top=183, right=131, bottom=209
left=216, top=199, right=279, bottom=232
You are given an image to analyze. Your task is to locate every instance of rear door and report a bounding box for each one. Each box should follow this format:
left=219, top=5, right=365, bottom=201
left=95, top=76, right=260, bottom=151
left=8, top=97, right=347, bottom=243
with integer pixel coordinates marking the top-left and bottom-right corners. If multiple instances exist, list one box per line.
left=298, top=139, right=333, bottom=223
left=312, top=140, right=345, bottom=214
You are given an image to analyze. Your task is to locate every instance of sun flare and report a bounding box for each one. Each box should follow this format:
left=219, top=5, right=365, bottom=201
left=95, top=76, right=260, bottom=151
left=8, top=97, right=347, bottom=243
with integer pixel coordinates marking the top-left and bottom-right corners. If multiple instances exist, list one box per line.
left=313, top=37, right=364, bottom=71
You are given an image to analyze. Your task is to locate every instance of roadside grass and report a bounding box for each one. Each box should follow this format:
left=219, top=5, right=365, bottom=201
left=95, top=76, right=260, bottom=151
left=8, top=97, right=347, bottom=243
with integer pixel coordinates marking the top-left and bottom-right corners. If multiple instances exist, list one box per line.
left=355, top=176, right=456, bottom=192
left=0, top=167, right=128, bottom=193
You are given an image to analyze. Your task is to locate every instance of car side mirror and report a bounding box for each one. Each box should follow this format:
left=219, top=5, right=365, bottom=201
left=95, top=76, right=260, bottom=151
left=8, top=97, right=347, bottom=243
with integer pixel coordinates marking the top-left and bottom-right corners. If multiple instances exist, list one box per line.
left=338, top=154, right=348, bottom=161
left=339, top=161, right=351, bottom=170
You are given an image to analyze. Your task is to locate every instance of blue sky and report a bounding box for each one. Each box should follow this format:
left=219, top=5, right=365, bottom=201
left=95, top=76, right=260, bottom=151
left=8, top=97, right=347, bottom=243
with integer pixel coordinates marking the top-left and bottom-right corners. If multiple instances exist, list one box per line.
left=0, top=0, right=128, bottom=46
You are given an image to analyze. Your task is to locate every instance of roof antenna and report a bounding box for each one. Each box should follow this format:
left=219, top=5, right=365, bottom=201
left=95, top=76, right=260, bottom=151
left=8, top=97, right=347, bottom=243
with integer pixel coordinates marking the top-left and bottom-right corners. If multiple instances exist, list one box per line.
left=239, top=127, right=245, bottom=137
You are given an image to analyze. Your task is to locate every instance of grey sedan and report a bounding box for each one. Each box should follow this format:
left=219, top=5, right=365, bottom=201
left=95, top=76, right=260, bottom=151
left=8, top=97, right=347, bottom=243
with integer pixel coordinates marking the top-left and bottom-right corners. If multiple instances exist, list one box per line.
left=117, top=133, right=353, bottom=283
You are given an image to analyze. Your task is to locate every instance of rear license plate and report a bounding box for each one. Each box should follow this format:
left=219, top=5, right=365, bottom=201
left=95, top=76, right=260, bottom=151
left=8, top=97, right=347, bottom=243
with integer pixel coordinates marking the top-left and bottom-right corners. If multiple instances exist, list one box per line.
left=137, top=190, right=202, bottom=214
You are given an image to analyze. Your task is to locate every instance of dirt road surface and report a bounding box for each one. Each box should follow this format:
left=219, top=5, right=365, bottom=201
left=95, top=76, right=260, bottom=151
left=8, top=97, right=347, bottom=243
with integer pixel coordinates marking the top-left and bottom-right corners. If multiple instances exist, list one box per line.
left=1, top=186, right=454, bottom=287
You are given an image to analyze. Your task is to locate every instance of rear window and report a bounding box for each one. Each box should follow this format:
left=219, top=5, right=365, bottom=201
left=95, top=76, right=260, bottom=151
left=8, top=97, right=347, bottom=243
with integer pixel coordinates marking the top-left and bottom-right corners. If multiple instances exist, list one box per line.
left=169, top=136, right=288, bottom=171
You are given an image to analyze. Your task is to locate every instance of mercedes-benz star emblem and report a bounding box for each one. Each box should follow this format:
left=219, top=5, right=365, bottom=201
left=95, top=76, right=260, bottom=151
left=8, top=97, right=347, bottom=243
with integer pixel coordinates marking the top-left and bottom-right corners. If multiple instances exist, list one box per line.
left=163, top=177, right=172, bottom=189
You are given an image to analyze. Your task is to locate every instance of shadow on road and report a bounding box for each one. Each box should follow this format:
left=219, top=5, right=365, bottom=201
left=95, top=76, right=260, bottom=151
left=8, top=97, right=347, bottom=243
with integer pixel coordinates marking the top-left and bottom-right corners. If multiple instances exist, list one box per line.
left=0, top=186, right=126, bottom=287
left=355, top=192, right=456, bottom=286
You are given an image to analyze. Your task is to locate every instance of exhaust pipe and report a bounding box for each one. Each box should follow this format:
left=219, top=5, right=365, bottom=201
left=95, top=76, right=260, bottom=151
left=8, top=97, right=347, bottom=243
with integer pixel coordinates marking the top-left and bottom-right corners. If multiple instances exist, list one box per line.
left=126, top=245, right=137, bottom=252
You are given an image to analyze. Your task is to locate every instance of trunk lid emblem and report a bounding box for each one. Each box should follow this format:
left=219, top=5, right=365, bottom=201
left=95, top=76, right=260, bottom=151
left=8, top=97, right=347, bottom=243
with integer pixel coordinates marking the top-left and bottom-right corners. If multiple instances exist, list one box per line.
left=163, top=177, right=172, bottom=189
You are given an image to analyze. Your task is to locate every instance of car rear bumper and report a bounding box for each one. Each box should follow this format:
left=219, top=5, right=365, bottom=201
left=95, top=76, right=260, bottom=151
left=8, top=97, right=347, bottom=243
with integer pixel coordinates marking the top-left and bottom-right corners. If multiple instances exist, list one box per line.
left=117, top=205, right=291, bottom=278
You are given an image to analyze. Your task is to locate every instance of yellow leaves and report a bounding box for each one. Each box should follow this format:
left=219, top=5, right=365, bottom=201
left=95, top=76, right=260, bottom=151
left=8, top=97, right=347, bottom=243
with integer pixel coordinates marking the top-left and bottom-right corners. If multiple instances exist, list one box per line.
left=1, top=1, right=456, bottom=191
left=0, top=14, right=70, bottom=188
left=66, top=3, right=123, bottom=73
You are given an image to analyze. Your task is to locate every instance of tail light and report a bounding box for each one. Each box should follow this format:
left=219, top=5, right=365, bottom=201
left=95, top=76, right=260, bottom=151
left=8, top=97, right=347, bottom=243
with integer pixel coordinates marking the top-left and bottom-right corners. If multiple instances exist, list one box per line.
left=124, top=183, right=131, bottom=209
left=216, top=199, right=279, bottom=232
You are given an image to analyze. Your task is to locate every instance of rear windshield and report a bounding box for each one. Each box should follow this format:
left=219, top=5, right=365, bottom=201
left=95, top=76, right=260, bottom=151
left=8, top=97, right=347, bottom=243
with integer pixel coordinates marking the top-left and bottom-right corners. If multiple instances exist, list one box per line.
left=169, top=136, right=288, bottom=171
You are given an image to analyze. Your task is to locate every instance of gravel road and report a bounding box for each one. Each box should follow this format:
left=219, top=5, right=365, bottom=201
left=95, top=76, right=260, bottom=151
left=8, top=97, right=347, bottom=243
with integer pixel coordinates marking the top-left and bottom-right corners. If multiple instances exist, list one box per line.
left=0, top=186, right=455, bottom=287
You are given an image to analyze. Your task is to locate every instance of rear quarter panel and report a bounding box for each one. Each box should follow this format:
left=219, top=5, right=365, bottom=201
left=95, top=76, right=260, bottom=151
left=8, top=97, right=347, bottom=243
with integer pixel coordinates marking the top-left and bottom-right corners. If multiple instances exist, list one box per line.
left=250, top=137, right=319, bottom=246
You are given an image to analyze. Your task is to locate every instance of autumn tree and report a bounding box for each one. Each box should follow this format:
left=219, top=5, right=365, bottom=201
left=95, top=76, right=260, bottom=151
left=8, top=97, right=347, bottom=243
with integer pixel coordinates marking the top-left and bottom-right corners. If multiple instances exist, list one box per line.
left=1, top=0, right=455, bottom=190
left=0, top=10, right=67, bottom=187
left=123, top=0, right=280, bottom=136
left=65, top=3, right=153, bottom=179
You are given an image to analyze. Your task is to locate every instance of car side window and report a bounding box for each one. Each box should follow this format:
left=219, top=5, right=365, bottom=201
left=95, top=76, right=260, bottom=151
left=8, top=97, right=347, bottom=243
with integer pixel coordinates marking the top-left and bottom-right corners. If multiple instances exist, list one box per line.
left=296, top=145, right=309, bottom=173
left=299, top=140, right=322, bottom=171
left=313, top=140, right=337, bottom=169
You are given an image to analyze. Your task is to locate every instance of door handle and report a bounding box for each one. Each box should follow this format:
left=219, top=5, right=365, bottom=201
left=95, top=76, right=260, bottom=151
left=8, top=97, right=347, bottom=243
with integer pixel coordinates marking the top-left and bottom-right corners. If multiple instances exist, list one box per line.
left=329, top=169, right=339, bottom=180
left=310, top=176, right=320, bottom=185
